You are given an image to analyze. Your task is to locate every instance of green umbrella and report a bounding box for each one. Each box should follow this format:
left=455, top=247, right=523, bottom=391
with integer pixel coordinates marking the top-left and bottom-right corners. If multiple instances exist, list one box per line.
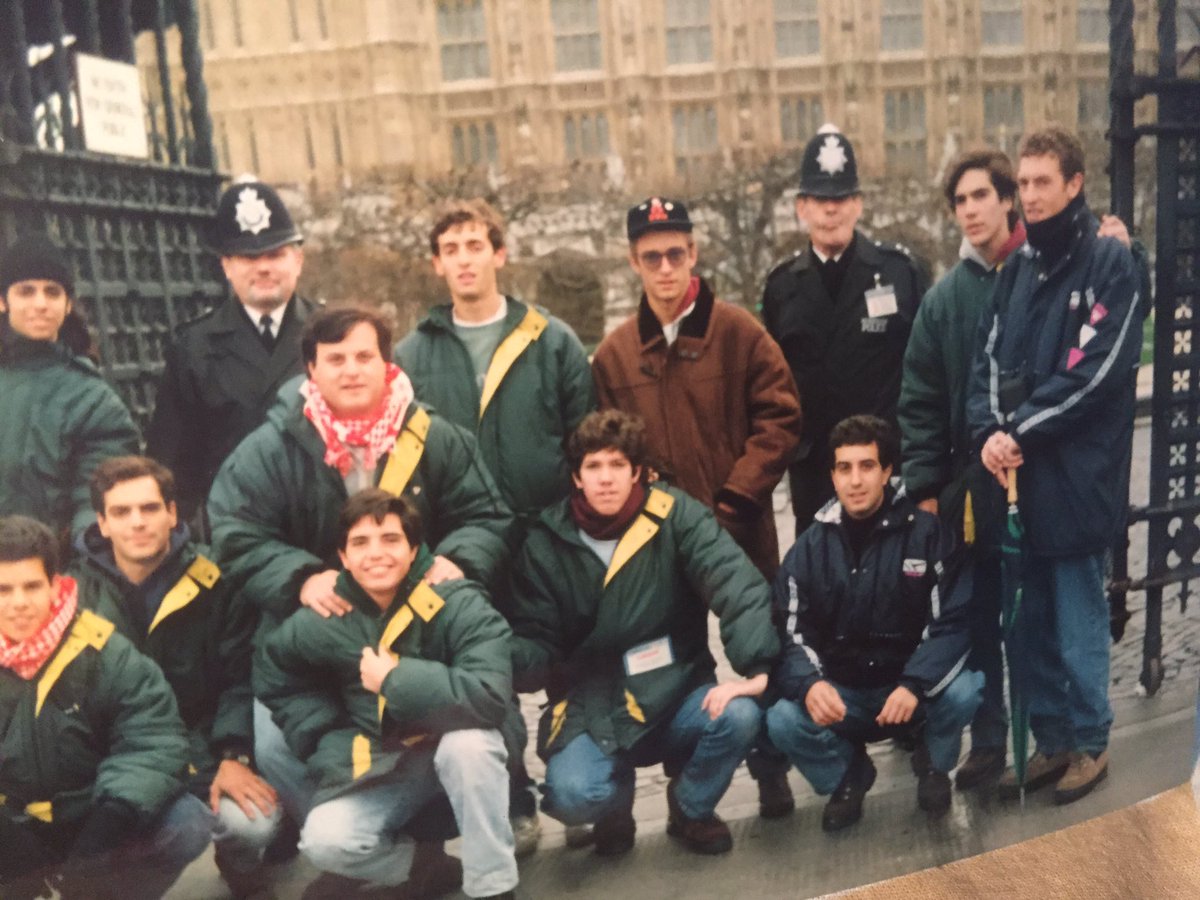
left=1001, top=469, right=1030, bottom=803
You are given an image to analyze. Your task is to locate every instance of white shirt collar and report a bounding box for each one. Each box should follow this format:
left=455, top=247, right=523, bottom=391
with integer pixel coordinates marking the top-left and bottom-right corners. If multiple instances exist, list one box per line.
left=811, top=245, right=844, bottom=264
left=240, top=299, right=288, bottom=337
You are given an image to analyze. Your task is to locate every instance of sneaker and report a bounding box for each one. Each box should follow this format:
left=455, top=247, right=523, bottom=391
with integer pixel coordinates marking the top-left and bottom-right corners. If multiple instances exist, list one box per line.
left=393, top=842, right=462, bottom=900
left=756, top=770, right=796, bottom=819
left=592, top=809, right=637, bottom=856
left=998, top=751, right=1070, bottom=800
left=510, top=813, right=541, bottom=858
left=665, top=779, right=733, bottom=855
left=1053, top=751, right=1109, bottom=805
left=954, top=747, right=1007, bottom=790
left=917, top=770, right=952, bottom=817
left=822, top=747, right=876, bottom=833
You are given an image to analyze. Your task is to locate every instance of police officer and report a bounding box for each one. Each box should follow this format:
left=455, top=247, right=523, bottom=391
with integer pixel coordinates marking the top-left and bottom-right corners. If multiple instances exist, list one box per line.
left=761, top=125, right=927, bottom=531
left=146, top=178, right=322, bottom=526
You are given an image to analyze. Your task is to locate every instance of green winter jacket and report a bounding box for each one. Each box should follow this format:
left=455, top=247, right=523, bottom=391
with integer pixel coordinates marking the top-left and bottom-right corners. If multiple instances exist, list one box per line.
left=898, top=248, right=1006, bottom=552
left=395, top=298, right=595, bottom=526
left=510, top=485, right=780, bottom=760
left=0, top=608, right=189, bottom=829
left=254, top=549, right=512, bottom=803
left=208, top=382, right=514, bottom=632
left=0, top=334, right=139, bottom=541
left=70, top=527, right=256, bottom=788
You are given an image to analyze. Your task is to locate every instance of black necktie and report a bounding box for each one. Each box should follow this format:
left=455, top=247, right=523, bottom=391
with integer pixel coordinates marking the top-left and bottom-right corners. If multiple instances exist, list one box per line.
left=258, top=314, right=275, bottom=351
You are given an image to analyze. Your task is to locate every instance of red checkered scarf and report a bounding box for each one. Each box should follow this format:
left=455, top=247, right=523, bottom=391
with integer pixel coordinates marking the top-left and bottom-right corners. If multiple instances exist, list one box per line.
left=301, top=363, right=414, bottom=477
left=0, top=575, right=78, bottom=680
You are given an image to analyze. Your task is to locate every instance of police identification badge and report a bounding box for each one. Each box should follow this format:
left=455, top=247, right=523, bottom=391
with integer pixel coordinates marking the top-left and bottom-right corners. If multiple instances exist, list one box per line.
left=865, top=284, right=898, bottom=318
left=624, top=637, right=675, bottom=676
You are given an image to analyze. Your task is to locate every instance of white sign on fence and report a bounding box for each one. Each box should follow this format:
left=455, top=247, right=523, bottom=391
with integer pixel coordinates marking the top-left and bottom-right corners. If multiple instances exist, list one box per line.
left=76, top=52, right=150, bottom=159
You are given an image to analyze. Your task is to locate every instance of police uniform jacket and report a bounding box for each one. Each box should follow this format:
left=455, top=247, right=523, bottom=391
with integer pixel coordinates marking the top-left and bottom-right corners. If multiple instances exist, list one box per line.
left=254, top=550, right=511, bottom=804
left=772, top=485, right=971, bottom=703
left=207, top=382, right=514, bottom=634
left=146, top=294, right=321, bottom=519
left=510, top=485, right=779, bottom=760
left=761, top=233, right=926, bottom=460
left=71, top=526, right=256, bottom=791
left=592, top=279, right=801, bottom=578
left=0, top=608, right=189, bottom=830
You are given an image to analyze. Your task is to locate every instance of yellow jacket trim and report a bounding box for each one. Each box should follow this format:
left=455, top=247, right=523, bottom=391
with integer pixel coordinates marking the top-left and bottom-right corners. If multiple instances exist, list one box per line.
left=351, top=733, right=372, bottom=779
left=36, top=610, right=114, bottom=716
left=378, top=407, right=431, bottom=497
left=25, top=801, right=53, bottom=823
left=604, top=489, right=675, bottom=587
left=546, top=700, right=568, bottom=747
left=407, top=583, right=445, bottom=624
left=479, top=307, right=548, bottom=419
left=624, top=690, right=646, bottom=724
left=186, top=554, right=220, bottom=589
left=963, top=489, right=976, bottom=546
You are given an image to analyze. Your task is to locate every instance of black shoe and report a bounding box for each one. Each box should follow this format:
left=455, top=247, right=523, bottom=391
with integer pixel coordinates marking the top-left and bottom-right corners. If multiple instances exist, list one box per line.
left=301, top=873, right=369, bottom=900
left=756, top=770, right=796, bottom=819
left=592, top=808, right=636, bottom=856
left=822, top=748, right=876, bottom=833
left=917, top=769, right=952, bottom=817
left=216, top=845, right=277, bottom=900
left=955, top=747, right=1007, bottom=790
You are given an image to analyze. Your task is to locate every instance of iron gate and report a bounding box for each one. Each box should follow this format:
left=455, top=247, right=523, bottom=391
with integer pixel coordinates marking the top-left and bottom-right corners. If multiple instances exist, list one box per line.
left=1110, top=0, right=1200, bottom=694
left=0, top=0, right=224, bottom=432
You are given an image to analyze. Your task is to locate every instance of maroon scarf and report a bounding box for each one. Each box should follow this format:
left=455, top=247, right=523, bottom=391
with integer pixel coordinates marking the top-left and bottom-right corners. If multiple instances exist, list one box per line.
left=570, top=482, right=648, bottom=540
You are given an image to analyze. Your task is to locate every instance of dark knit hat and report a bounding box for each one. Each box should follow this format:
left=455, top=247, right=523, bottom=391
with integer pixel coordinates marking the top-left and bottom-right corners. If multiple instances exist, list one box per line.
left=0, top=235, right=76, bottom=298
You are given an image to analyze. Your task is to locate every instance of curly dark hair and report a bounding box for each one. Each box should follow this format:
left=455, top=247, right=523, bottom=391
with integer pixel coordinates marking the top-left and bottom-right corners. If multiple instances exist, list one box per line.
left=566, top=409, right=648, bottom=473
left=828, top=415, right=899, bottom=470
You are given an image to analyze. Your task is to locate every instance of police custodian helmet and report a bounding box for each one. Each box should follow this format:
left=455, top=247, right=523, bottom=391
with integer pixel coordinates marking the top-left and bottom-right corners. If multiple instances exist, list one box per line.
left=798, top=124, right=861, bottom=199
left=207, top=176, right=303, bottom=257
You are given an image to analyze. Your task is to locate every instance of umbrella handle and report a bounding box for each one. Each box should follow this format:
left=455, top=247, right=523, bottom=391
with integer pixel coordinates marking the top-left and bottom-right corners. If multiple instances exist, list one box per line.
left=1007, top=469, right=1018, bottom=505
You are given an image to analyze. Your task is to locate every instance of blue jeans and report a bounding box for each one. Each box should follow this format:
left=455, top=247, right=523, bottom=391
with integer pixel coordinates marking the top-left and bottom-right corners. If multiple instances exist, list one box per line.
left=254, top=698, right=317, bottom=822
left=1015, top=553, right=1113, bottom=755
left=300, top=729, right=516, bottom=898
left=968, top=553, right=1008, bottom=750
left=91, top=792, right=213, bottom=900
left=540, top=683, right=761, bottom=824
left=765, top=670, right=983, bottom=795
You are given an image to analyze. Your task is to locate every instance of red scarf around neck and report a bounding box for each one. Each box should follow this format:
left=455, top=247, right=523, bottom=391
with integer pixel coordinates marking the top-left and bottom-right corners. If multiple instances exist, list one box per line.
left=301, top=364, right=414, bottom=476
left=0, top=575, right=78, bottom=680
left=570, top=482, right=648, bottom=541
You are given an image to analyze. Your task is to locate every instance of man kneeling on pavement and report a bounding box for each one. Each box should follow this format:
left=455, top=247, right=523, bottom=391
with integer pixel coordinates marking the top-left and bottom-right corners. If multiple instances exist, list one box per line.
left=71, top=456, right=280, bottom=898
left=510, top=409, right=779, bottom=857
left=766, top=415, right=983, bottom=830
left=0, top=515, right=210, bottom=900
left=255, top=489, right=518, bottom=900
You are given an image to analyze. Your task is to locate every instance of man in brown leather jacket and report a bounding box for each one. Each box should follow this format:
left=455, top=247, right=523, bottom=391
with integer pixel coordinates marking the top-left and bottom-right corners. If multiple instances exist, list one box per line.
left=592, top=197, right=801, bottom=582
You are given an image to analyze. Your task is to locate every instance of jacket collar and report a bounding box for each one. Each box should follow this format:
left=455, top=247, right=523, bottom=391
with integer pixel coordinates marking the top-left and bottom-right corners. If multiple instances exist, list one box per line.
left=813, top=479, right=911, bottom=530
left=335, top=543, right=436, bottom=619
left=635, top=277, right=716, bottom=350
left=420, top=295, right=526, bottom=335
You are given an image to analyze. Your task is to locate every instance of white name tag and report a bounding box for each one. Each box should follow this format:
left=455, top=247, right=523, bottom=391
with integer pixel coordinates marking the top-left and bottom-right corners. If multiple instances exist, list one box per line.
left=624, top=637, right=675, bottom=676
left=865, top=285, right=898, bottom=318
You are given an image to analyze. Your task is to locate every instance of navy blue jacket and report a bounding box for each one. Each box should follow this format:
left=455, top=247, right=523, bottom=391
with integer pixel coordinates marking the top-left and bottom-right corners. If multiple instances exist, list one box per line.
left=967, top=204, right=1142, bottom=557
left=772, top=486, right=972, bottom=703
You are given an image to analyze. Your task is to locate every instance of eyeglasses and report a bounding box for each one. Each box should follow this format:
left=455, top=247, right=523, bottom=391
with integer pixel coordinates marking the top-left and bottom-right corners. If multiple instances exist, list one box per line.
left=637, top=247, right=690, bottom=269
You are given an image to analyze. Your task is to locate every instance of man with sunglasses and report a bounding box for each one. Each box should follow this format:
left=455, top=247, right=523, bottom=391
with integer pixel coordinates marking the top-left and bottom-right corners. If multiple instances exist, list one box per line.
left=591, top=198, right=801, bottom=818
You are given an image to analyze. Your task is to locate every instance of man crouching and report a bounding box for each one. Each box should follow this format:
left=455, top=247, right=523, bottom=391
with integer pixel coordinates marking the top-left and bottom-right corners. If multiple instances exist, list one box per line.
left=511, top=409, right=780, bottom=857
left=0, top=516, right=209, bottom=900
left=255, top=490, right=518, bottom=900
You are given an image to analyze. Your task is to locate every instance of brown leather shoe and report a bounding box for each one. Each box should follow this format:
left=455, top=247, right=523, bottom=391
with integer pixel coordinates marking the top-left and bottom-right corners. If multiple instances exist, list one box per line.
left=998, top=751, right=1070, bottom=800
left=955, top=747, right=1007, bottom=790
left=665, top=779, right=733, bottom=855
left=1054, top=751, right=1109, bottom=805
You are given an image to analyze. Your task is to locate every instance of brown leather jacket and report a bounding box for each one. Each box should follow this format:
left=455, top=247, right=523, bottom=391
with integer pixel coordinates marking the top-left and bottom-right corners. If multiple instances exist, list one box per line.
left=592, top=279, right=801, bottom=578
